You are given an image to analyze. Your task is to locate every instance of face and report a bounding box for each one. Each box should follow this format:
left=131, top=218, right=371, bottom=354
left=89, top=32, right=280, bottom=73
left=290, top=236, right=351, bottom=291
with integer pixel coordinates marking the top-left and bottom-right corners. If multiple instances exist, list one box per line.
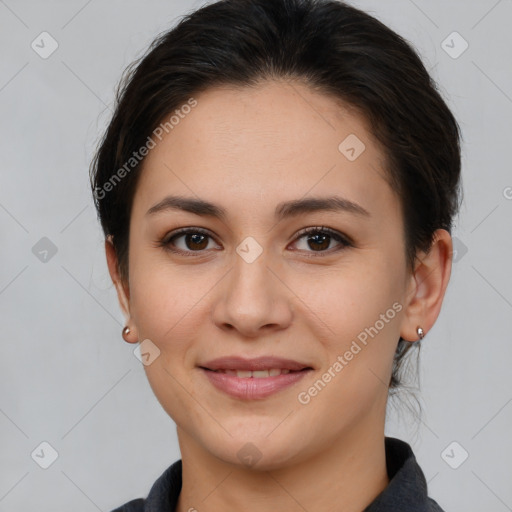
left=114, top=80, right=420, bottom=469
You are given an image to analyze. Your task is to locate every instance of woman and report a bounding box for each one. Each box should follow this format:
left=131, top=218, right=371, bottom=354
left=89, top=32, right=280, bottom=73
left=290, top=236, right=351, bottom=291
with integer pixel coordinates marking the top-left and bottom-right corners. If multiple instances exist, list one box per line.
left=90, top=0, right=461, bottom=510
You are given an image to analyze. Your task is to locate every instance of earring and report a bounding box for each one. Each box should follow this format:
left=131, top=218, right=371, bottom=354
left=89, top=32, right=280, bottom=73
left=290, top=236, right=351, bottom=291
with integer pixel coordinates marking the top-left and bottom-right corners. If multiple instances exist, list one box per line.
left=122, top=325, right=131, bottom=341
left=416, top=326, right=425, bottom=340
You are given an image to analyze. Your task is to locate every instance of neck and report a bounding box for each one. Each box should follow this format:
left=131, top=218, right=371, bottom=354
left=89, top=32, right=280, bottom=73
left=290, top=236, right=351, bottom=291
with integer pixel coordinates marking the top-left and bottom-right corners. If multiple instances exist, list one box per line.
left=175, top=420, right=389, bottom=512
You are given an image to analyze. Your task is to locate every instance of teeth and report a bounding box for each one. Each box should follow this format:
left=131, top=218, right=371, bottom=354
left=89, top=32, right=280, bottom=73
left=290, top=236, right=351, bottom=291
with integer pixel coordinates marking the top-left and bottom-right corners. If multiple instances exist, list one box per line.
left=214, top=368, right=293, bottom=378
left=252, top=370, right=269, bottom=378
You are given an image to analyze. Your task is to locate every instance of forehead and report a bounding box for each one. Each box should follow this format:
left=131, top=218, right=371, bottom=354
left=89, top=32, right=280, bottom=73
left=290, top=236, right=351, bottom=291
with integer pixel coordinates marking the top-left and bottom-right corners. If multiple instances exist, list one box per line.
left=133, top=80, right=396, bottom=224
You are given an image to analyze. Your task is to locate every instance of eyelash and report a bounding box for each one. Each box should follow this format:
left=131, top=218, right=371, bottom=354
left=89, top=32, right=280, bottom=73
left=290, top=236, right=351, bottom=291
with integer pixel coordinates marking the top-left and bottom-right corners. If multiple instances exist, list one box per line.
left=158, top=226, right=353, bottom=258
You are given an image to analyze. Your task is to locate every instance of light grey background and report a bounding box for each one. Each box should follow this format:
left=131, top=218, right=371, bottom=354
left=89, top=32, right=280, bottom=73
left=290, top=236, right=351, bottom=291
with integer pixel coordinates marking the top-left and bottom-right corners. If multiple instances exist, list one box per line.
left=1, top=0, right=511, bottom=510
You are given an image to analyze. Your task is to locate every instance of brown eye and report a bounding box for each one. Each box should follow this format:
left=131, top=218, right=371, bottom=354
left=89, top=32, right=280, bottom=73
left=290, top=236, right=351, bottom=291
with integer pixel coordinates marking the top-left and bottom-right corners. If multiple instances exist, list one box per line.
left=161, top=228, right=219, bottom=255
left=291, top=227, right=352, bottom=255
left=159, top=226, right=352, bottom=257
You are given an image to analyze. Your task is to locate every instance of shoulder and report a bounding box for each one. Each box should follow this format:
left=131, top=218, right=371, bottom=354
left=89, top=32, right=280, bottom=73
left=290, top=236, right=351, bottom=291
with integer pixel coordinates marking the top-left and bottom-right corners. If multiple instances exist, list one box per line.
left=107, top=459, right=182, bottom=512
left=109, top=498, right=145, bottom=512
left=428, top=497, right=447, bottom=512
left=364, top=437, right=447, bottom=512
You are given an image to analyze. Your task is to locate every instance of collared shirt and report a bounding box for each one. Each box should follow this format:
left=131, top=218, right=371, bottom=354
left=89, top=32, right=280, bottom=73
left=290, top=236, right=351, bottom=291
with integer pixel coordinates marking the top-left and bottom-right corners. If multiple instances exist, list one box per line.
left=110, top=436, right=445, bottom=512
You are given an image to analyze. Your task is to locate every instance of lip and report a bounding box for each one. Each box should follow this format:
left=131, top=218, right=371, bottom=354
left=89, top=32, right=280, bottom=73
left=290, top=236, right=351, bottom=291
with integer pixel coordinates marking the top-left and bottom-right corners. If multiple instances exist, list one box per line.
left=198, top=356, right=314, bottom=400
left=200, top=356, right=312, bottom=372
left=200, top=367, right=313, bottom=400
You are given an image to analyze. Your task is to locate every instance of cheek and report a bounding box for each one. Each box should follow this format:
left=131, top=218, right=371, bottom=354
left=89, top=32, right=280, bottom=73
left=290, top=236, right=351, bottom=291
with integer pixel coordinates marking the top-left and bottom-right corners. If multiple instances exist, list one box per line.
left=128, top=250, right=192, bottom=351
left=297, top=259, right=401, bottom=344
left=296, top=267, right=399, bottom=410
left=294, top=258, right=402, bottom=405
left=128, top=261, right=203, bottom=416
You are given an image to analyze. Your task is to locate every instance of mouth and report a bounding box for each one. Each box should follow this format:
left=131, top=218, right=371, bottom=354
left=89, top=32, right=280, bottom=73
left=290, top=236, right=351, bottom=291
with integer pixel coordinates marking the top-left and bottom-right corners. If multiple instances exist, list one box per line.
left=200, top=368, right=310, bottom=378
left=199, top=355, right=313, bottom=372
left=198, top=356, right=314, bottom=400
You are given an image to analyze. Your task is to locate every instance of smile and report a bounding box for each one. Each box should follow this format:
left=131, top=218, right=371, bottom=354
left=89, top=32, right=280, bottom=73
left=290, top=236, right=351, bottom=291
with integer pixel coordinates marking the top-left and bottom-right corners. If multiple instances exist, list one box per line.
left=200, top=367, right=312, bottom=400
left=208, top=368, right=298, bottom=377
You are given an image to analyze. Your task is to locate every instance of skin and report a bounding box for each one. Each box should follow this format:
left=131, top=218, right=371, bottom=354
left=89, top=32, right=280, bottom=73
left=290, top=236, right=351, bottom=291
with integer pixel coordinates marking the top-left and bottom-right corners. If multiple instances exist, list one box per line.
left=106, top=79, right=452, bottom=512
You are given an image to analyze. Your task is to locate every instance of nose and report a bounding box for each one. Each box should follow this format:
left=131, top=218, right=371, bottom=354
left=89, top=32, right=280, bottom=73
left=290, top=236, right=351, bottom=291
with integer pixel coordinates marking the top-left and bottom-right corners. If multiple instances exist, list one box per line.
left=211, top=250, right=293, bottom=339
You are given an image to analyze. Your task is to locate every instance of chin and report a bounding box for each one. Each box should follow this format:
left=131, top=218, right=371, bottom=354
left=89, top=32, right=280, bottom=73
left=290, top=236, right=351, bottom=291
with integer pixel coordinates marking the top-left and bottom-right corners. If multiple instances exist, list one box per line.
left=204, top=431, right=308, bottom=472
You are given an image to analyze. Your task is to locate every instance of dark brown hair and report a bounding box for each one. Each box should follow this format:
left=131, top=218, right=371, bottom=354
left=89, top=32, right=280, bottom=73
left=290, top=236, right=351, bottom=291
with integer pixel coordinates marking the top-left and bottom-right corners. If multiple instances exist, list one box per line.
left=89, top=0, right=462, bottom=393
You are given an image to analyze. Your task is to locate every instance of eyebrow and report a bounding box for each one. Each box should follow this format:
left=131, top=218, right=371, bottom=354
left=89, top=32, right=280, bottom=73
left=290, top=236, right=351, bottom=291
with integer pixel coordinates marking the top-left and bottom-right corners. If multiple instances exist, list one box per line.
left=145, top=195, right=370, bottom=221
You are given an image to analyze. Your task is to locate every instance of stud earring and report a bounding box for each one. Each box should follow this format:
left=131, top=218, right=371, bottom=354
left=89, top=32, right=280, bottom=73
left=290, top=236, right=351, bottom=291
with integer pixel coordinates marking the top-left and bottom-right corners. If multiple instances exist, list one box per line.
left=122, top=325, right=131, bottom=341
left=416, top=326, right=425, bottom=340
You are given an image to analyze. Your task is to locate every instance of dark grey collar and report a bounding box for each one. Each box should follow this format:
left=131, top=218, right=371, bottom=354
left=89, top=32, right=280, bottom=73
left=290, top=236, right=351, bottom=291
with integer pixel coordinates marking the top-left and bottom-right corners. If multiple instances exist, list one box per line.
left=363, top=437, right=445, bottom=511
left=112, top=436, right=445, bottom=512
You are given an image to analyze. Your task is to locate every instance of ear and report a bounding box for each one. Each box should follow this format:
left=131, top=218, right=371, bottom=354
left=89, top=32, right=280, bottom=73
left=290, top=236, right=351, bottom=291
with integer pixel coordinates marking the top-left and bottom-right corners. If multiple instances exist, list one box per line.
left=105, top=235, right=131, bottom=321
left=400, top=229, right=453, bottom=342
